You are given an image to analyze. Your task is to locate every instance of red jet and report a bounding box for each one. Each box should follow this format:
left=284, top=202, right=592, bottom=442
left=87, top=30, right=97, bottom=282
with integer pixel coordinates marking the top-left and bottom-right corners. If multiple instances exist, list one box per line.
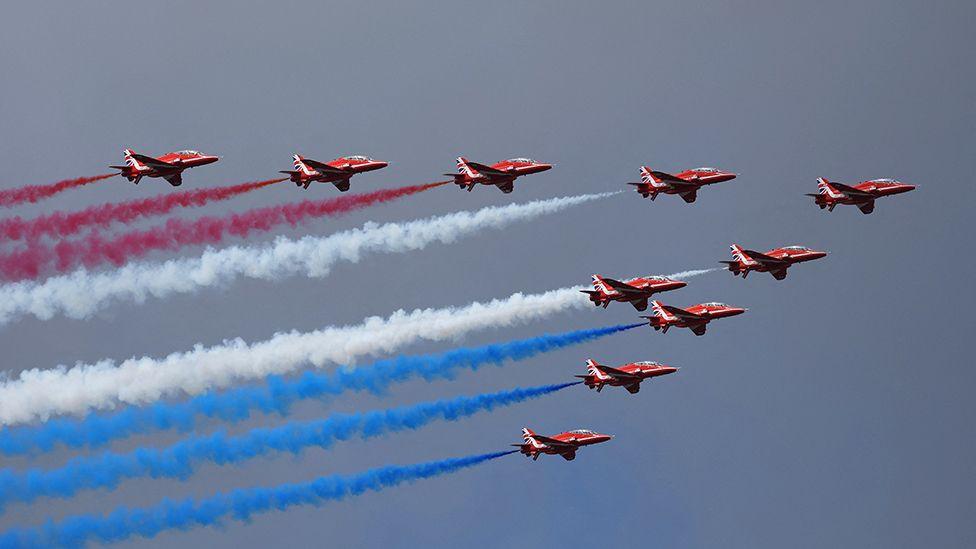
left=720, top=244, right=827, bottom=280
left=581, top=274, right=687, bottom=311
left=642, top=300, right=747, bottom=336
left=576, top=358, right=678, bottom=394
left=807, top=177, right=915, bottom=214
left=280, top=154, right=389, bottom=191
left=513, top=427, right=612, bottom=461
left=629, top=166, right=737, bottom=203
left=111, top=148, right=219, bottom=186
left=444, top=156, right=552, bottom=194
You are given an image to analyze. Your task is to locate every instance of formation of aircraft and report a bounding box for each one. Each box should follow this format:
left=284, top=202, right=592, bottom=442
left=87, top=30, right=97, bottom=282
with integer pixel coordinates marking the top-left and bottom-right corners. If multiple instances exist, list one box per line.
left=444, top=156, right=552, bottom=194
left=110, top=148, right=219, bottom=186
left=513, top=427, right=612, bottom=461
left=720, top=244, right=827, bottom=280
left=581, top=274, right=687, bottom=311
left=807, top=177, right=915, bottom=214
left=98, top=148, right=915, bottom=465
left=628, top=166, right=737, bottom=203
left=279, top=154, right=389, bottom=191
left=576, top=358, right=678, bottom=393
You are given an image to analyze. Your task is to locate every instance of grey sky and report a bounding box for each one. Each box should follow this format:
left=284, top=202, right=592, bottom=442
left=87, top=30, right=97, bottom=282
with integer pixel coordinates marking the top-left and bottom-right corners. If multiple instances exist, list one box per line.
left=0, top=1, right=974, bottom=547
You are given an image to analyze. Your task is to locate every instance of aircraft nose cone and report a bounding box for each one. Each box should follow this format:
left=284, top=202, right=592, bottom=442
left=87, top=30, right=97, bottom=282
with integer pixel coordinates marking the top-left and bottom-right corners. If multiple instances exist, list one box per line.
left=537, top=163, right=553, bottom=171
left=374, top=161, right=389, bottom=169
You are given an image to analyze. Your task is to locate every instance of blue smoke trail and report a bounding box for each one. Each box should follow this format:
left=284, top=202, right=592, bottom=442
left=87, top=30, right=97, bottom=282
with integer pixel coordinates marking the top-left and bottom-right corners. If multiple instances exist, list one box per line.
left=0, top=450, right=515, bottom=548
left=0, top=323, right=640, bottom=455
left=0, top=382, right=577, bottom=510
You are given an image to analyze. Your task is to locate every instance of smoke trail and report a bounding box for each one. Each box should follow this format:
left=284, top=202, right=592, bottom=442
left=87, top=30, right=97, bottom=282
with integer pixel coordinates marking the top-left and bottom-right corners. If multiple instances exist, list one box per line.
left=0, top=324, right=637, bottom=454
left=0, top=181, right=447, bottom=281
left=0, top=174, right=115, bottom=209
left=0, top=192, right=617, bottom=327
left=0, top=178, right=284, bottom=241
left=0, top=450, right=513, bottom=547
left=0, top=383, right=571, bottom=509
left=667, top=267, right=721, bottom=278
left=0, top=268, right=714, bottom=426
left=0, top=286, right=585, bottom=424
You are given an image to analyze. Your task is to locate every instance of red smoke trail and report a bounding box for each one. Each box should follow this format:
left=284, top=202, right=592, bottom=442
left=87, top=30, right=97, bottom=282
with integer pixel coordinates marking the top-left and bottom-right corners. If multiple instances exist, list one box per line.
left=0, top=174, right=115, bottom=208
left=0, top=178, right=284, bottom=241
left=0, top=181, right=448, bottom=281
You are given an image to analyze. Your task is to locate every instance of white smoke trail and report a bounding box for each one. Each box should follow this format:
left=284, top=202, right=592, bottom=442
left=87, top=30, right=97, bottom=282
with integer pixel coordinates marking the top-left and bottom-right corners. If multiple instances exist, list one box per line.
left=667, top=268, right=722, bottom=279
left=0, top=287, right=585, bottom=425
left=0, top=268, right=714, bottom=426
left=0, top=193, right=616, bottom=328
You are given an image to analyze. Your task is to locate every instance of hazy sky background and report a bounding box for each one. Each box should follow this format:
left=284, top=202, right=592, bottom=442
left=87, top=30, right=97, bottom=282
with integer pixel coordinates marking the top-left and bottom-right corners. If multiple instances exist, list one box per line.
left=0, top=1, right=974, bottom=547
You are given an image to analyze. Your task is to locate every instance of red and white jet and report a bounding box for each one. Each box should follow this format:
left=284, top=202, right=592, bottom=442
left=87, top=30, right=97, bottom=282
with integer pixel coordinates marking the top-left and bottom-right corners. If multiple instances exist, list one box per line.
left=280, top=154, right=388, bottom=191
left=581, top=274, right=687, bottom=311
left=642, top=300, right=747, bottom=336
left=444, top=156, right=552, bottom=194
left=110, top=148, right=219, bottom=186
left=807, top=177, right=915, bottom=214
left=629, top=166, right=737, bottom=203
left=513, top=427, right=612, bottom=461
left=720, top=244, right=827, bottom=280
left=576, top=358, right=678, bottom=394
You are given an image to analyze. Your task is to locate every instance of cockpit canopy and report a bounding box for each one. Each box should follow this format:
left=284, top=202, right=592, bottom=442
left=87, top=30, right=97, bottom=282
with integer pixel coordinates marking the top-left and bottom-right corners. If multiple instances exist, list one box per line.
left=692, top=167, right=721, bottom=173
left=506, top=157, right=539, bottom=164
left=568, top=429, right=596, bottom=435
left=702, top=302, right=730, bottom=308
left=176, top=150, right=202, bottom=156
left=342, top=155, right=373, bottom=161
left=867, top=178, right=898, bottom=184
left=633, top=361, right=662, bottom=366
left=781, top=246, right=811, bottom=251
left=645, top=276, right=670, bottom=282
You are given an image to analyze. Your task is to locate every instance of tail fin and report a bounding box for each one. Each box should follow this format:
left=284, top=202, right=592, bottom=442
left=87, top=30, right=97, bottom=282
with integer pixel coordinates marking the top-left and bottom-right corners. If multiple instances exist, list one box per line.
left=456, top=156, right=480, bottom=178
left=123, top=148, right=143, bottom=170
left=817, top=177, right=843, bottom=199
left=521, top=427, right=544, bottom=450
left=640, top=167, right=668, bottom=189
left=293, top=154, right=315, bottom=175
left=591, top=275, right=615, bottom=296
left=730, top=244, right=757, bottom=266
left=586, top=359, right=610, bottom=380
left=650, top=300, right=676, bottom=322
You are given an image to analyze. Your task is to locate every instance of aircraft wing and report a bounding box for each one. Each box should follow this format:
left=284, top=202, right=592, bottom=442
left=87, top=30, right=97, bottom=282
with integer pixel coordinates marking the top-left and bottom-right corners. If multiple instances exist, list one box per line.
left=129, top=153, right=178, bottom=171
left=664, top=305, right=705, bottom=321
left=830, top=181, right=874, bottom=198
left=747, top=250, right=789, bottom=266
left=302, top=158, right=350, bottom=175
left=595, top=364, right=642, bottom=380
left=530, top=434, right=581, bottom=449
left=163, top=173, right=183, bottom=187
left=601, top=278, right=648, bottom=295
left=646, top=170, right=690, bottom=184
left=467, top=161, right=511, bottom=178
left=494, top=180, right=515, bottom=194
